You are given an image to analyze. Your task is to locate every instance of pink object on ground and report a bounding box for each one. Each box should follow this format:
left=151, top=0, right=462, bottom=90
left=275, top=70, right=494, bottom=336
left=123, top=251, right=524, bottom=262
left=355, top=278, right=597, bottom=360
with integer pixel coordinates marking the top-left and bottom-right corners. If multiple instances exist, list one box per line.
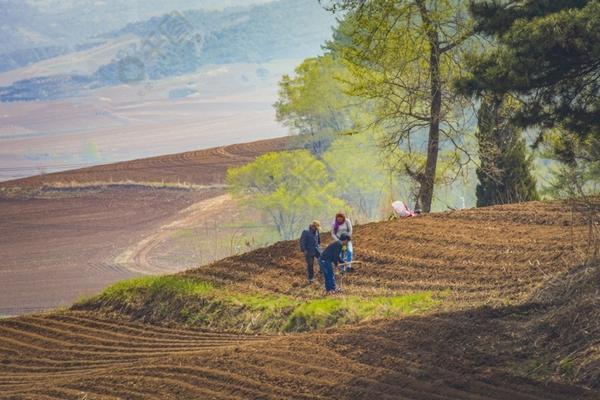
left=392, top=201, right=415, bottom=217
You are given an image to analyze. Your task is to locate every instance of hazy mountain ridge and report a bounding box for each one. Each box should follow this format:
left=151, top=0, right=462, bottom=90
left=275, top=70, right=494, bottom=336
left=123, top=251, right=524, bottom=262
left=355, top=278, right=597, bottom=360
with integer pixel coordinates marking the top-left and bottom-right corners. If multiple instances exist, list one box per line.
left=0, top=0, right=272, bottom=53
left=0, top=0, right=335, bottom=102
left=0, top=42, right=104, bottom=74
left=0, top=74, right=95, bottom=102
left=98, top=0, right=334, bottom=82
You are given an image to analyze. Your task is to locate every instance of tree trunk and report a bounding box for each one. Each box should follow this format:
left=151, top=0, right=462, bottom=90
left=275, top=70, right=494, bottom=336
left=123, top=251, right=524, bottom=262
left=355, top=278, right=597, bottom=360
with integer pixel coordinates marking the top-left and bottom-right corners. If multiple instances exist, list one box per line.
left=415, top=0, right=442, bottom=213
left=418, top=32, right=442, bottom=213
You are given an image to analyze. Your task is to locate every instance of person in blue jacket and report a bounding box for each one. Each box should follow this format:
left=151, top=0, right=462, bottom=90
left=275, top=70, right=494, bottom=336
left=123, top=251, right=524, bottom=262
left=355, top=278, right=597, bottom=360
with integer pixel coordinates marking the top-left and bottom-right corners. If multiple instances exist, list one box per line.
left=299, top=220, right=322, bottom=284
left=319, top=233, right=351, bottom=295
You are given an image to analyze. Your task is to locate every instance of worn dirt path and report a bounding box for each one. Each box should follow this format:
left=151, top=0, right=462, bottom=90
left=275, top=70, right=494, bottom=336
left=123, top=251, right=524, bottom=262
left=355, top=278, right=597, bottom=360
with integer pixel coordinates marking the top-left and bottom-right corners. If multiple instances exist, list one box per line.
left=0, top=137, right=286, bottom=316
left=114, top=194, right=234, bottom=275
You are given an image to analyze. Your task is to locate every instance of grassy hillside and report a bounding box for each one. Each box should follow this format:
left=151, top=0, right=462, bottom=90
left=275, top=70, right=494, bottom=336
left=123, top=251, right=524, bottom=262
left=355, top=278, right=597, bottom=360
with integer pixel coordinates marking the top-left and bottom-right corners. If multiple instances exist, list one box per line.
left=75, top=275, right=439, bottom=333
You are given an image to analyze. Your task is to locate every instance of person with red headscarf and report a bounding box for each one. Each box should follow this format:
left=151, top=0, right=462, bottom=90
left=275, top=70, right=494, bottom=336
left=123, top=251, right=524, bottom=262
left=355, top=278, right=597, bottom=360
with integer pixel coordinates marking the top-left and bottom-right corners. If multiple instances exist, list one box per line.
left=331, top=212, right=353, bottom=272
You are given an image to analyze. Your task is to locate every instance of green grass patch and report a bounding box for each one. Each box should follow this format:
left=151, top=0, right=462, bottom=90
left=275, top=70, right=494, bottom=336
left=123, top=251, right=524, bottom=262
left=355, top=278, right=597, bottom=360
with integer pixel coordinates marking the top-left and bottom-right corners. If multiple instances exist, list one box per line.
left=102, top=275, right=214, bottom=300
left=228, top=293, right=298, bottom=311
left=285, top=292, right=436, bottom=332
left=76, top=275, right=439, bottom=333
left=559, top=357, right=576, bottom=378
left=74, top=275, right=214, bottom=310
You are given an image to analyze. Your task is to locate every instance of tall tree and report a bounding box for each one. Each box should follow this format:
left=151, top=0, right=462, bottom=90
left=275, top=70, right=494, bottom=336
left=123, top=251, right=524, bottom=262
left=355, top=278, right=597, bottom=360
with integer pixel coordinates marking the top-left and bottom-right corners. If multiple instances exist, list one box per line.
left=456, top=0, right=600, bottom=148
left=456, top=1, right=599, bottom=257
left=323, top=0, right=474, bottom=212
left=475, top=95, right=539, bottom=206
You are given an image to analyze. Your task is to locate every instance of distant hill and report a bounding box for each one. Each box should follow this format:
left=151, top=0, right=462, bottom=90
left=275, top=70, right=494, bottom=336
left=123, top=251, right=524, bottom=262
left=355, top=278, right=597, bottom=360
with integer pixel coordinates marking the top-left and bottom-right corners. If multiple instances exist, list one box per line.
left=0, top=0, right=272, bottom=54
left=0, top=45, right=85, bottom=74
left=0, top=0, right=335, bottom=102
left=96, top=0, right=334, bottom=83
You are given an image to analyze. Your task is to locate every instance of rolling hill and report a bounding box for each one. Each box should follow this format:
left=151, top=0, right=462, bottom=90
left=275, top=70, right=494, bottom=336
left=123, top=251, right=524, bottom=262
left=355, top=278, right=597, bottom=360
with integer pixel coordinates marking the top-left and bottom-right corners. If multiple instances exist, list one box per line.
left=0, top=137, right=289, bottom=316
left=0, top=200, right=597, bottom=399
left=0, top=0, right=273, bottom=55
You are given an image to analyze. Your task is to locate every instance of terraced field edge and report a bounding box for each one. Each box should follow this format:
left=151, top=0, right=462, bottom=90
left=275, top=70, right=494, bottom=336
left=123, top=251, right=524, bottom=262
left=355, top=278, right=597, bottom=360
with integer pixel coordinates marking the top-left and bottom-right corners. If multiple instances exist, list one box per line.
left=73, top=275, right=441, bottom=333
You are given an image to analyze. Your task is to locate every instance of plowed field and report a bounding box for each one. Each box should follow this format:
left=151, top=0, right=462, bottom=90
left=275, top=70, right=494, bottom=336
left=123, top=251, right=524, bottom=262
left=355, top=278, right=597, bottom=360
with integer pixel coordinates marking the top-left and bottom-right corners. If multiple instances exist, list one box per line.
left=1, top=310, right=594, bottom=400
left=0, top=137, right=288, bottom=316
left=184, top=201, right=588, bottom=307
left=1, top=201, right=597, bottom=399
left=1, top=137, right=289, bottom=188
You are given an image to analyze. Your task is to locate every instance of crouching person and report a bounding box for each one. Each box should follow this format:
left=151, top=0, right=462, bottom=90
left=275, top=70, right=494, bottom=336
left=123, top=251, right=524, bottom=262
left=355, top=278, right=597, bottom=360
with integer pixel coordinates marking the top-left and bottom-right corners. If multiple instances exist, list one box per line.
left=300, top=220, right=322, bottom=284
left=318, top=233, right=351, bottom=295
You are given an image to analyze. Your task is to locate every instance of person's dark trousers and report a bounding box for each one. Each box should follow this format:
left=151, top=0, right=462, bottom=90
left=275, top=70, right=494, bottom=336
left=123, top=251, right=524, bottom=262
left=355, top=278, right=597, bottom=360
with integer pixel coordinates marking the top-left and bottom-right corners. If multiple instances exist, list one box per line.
left=304, top=252, right=317, bottom=281
left=318, top=259, right=336, bottom=291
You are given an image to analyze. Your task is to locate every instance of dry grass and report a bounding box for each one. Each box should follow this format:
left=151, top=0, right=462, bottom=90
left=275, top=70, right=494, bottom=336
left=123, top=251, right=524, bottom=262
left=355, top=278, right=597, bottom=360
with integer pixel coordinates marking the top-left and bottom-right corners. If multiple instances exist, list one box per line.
left=0, top=181, right=228, bottom=198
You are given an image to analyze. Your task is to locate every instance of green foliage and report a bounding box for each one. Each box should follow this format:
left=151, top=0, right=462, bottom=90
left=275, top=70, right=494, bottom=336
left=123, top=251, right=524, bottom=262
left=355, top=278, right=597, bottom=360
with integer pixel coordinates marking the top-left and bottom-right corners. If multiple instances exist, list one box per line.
left=559, top=357, right=576, bottom=378
left=540, top=130, right=600, bottom=199
left=228, top=293, right=297, bottom=312
left=326, top=0, right=475, bottom=212
left=226, top=150, right=346, bottom=239
left=323, top=133, right=391, bottom=220
left=273, top=9, right=481, bottom=213
left=273, top=54, right=414, bottom=217
left=458, top=0, right=600, bottom=142
left=99, top=276, right=214, bottom=303
left=227, top=132, right=421, bottom=227
left=285, top=292, right=437, bottom=331
left=274, top=54, right=357, bottom=155
left=475, top=95, right=539, bottom=206
left=77, top=275, right=438, bottom=333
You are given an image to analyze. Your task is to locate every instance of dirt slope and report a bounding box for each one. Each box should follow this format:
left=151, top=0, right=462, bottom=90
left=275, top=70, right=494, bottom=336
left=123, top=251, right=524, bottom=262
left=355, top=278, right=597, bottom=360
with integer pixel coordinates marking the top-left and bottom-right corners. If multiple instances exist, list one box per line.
left=0, top=137, right=288, bottom=316
left=1, top=310, right=595, bottom=400
left=525, top=263, right=599, bottom=388
left=0, top=137, right=289, bottom=188
left=182, top=200, right=588, bottom=307
left=0, top=187, right=214, bottom=316
left=0, top=201, right=597, bottom=399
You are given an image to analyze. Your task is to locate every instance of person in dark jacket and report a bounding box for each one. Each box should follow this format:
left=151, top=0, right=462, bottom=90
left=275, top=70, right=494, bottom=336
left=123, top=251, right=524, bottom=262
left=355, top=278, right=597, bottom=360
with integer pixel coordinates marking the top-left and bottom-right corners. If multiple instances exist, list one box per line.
left=319, top=233, right=351, bottom=294
left=300, top=220, right=322, bottom=283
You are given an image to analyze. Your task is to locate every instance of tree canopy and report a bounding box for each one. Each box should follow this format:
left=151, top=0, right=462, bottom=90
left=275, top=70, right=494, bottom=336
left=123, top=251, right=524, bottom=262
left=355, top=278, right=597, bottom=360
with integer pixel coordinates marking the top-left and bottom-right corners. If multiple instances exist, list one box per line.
left=457, top=0, right=600, bottom=144
left=226, top=150, right=346, bottom=240
left=323, top=133, right=391, bottom=220
left=475, top=95, right=539, bottom=206
left=324, top=0, right=475, bottom=212
left=274, top=55, right=356, bottom=155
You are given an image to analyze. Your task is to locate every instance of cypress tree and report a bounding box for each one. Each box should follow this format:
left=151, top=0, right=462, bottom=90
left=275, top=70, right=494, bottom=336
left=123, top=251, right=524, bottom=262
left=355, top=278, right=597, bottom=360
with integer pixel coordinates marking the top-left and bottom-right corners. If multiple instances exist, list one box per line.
left=476, top=95, right=539, bottom=207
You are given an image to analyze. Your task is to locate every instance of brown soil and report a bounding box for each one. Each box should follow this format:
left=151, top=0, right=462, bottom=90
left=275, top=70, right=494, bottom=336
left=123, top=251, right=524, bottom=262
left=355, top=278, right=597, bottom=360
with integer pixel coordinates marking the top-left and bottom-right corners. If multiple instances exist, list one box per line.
left=1, top=137, right=289, bottom=188
left=0, top=138, right=288, bottom=316
left=183, top=200, right=589, bottom=307
left=0, top=187, right=216, bottom=316
left=0, top=201, right=598, bottom=399
left=0, top=308, right=595, bottom=400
